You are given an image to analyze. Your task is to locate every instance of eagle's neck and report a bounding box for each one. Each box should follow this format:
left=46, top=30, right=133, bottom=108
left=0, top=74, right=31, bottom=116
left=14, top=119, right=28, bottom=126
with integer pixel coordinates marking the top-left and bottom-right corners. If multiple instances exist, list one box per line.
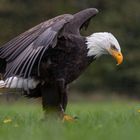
left=86, top=32, right=110, bottom=58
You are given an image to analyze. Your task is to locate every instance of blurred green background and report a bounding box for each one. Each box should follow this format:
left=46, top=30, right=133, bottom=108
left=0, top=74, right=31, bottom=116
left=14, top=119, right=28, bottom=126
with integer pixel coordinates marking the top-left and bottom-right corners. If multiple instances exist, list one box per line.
left=0, top=0, right=139, bottom=97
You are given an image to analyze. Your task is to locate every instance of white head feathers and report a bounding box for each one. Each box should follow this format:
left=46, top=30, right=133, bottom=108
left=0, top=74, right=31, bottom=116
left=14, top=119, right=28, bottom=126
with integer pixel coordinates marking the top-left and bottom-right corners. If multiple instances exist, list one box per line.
left=86, top=32, right=121, bottom=57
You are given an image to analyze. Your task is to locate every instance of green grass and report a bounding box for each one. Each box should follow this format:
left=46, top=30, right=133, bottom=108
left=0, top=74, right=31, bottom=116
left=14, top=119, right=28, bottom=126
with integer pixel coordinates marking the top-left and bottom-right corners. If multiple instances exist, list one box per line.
left=0, top=101, right=140, bottom=140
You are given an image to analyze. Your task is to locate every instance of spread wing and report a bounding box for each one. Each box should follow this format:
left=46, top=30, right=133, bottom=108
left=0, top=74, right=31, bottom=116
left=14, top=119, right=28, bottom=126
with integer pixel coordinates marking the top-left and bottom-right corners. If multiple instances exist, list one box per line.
left=0, top=14, right=73, bottom=79
left=64, top=8, right=98, bottom=35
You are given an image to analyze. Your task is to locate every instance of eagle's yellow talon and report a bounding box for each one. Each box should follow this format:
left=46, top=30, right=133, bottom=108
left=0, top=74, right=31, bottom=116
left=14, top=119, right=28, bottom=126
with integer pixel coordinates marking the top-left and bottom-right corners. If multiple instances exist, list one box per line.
left=63, top=114, right=75, bottom=122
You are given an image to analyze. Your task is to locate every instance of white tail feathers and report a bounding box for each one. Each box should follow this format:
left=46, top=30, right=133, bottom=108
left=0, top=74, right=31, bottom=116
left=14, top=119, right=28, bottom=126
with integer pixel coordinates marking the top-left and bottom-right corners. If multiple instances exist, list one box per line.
left=0, top=80, right=6, bottom=88
left=0, top=77, right=40, bottom=91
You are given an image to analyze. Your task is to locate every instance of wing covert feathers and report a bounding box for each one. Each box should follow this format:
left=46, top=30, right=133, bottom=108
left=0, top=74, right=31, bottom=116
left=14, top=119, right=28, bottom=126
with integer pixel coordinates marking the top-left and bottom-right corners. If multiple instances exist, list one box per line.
left=0, top=14, right=73, bottom=81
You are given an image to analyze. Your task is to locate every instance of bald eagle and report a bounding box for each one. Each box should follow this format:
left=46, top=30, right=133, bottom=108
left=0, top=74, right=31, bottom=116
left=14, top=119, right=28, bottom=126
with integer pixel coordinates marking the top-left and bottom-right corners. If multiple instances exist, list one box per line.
left=0, top=8, right=123, bottom=121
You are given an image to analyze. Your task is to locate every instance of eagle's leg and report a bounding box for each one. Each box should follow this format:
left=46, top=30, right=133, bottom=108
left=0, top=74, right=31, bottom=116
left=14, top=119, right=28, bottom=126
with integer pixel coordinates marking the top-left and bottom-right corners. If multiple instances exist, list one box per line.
left=56, top=78, right=67, bottom=111
left=56, top=78, right=75, bottom=122
left=41, top=79, right=68, bottom=119
left=41, top=79, right=75, bottom=121
left=41, top=82, right=62, bottom=119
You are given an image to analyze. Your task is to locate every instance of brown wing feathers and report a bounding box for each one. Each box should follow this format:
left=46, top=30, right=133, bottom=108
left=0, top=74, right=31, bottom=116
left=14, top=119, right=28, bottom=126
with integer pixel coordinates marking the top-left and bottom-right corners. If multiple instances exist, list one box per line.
left=64, top=8, right=98, bottom=34
left=0, top=14, right=73, bottom=79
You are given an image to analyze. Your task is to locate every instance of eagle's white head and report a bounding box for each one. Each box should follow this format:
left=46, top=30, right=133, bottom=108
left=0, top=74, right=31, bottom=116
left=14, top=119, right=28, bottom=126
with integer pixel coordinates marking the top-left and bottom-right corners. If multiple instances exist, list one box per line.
left=86, top=32, right=123, bottom=65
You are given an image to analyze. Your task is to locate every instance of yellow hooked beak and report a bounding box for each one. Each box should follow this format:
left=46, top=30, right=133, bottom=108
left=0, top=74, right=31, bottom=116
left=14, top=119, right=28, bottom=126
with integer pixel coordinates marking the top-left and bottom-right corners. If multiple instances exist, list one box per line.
left=109, top=49, right=123, bottom=65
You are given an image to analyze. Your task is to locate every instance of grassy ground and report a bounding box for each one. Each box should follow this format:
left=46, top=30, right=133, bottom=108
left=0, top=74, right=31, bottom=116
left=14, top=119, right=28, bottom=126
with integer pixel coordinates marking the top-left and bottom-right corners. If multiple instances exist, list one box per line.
left=0, top=100, right=140, bottom=140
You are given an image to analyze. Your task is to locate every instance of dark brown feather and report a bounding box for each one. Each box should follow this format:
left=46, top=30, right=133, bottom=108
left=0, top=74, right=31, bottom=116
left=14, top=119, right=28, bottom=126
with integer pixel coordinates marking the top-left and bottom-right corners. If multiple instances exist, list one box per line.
left=63, top=8, right=98, bottom=34
left=0, top=14, right=73, bottom=79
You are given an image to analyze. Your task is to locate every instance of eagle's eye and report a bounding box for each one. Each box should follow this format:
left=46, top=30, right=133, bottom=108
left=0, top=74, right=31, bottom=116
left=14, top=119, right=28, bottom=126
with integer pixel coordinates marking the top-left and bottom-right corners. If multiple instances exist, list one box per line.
left=111, top=44, right=118, bottom=51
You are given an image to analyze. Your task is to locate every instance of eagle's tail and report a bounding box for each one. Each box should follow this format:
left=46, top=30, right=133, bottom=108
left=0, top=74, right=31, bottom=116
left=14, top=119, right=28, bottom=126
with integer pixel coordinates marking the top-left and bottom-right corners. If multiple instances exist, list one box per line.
left=0, top=80, right=6, bottom=88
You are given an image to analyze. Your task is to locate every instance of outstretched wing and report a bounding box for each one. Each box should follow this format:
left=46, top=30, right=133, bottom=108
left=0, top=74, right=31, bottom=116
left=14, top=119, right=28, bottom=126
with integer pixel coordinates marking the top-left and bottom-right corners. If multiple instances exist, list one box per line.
left=0, top=14, right=73, bottom=79
left=64, top=8, right=98, bottom=35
